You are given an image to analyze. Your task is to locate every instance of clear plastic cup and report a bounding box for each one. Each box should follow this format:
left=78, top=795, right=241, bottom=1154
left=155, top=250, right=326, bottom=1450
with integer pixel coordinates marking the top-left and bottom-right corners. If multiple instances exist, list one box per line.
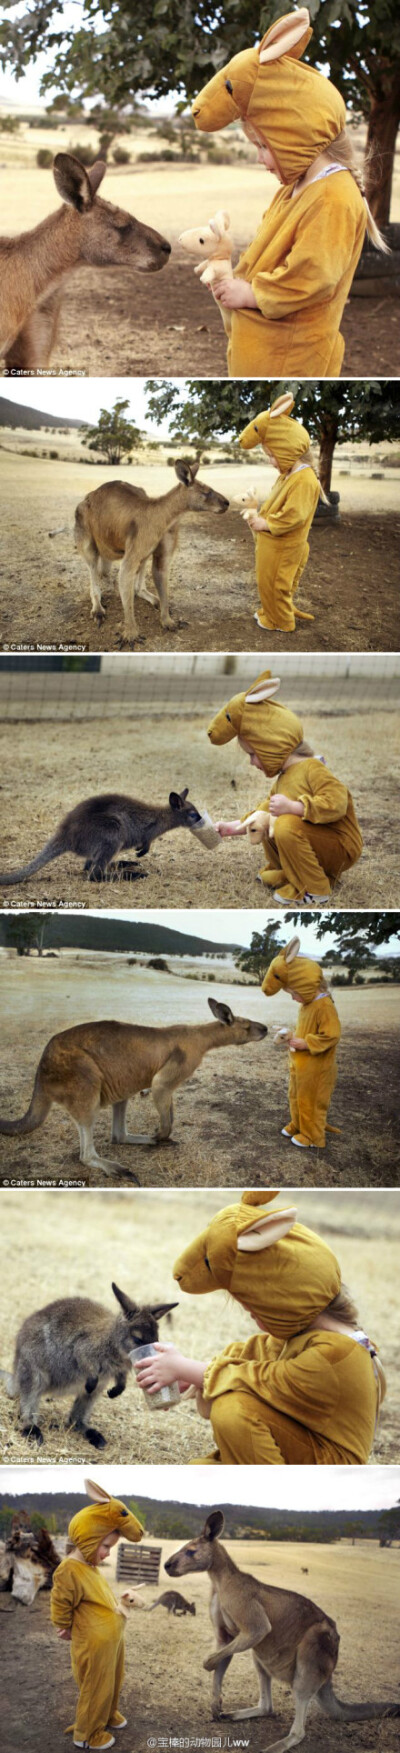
left=189, top=810, right=221, bottom=851
left=129, top=1344, right=180, bottom=1412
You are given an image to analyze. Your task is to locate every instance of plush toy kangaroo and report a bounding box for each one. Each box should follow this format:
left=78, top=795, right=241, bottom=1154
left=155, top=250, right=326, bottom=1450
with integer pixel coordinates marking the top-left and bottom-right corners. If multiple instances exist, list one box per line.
left=179, top=209, right=233, bottom=288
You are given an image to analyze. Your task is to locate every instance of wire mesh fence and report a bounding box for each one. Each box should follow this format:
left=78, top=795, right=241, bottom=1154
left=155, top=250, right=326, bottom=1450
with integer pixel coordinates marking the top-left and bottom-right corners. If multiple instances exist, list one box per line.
left=0, top=653, right=399, bottom=721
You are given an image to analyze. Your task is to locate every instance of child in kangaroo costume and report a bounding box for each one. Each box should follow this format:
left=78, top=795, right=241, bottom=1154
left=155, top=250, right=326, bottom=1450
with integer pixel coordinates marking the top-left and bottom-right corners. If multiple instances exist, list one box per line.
left=210, top=666, right=363, bottom=904
left=190, top=8, right=373, bottom=378
left=238, top=392, right=321, bottom=632
left=50, top=1479, right=143, bottom=1750
left=263, top=936, right=341, bottom=1148
left=135, top=1191, right=385, bottom=1466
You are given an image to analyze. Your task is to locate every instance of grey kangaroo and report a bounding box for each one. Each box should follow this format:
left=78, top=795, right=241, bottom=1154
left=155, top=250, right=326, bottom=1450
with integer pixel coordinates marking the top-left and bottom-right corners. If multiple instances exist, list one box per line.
left=147, top=1591, right=196, bottom=1617
left=165, top=1511, right=400, bottom=1751
left=0, top=788, right=202, bottom=887
left=3, top=1282, right=178, bottom=1451
left=0, top=999, right=267, bottom=1174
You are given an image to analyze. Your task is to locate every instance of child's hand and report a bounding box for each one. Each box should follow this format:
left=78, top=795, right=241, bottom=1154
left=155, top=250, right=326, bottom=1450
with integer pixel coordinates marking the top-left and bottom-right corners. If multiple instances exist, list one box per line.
left=134, top=1343, right=188, bottom=1392
left=269, top=795, right=305, bottom=818
left=56, top=1628, right=72, bottom=1641
left=214, top=820, right=245, bottom=838
left=289, top=1035, right=309, bottom=1051
left=243, top=511, right=268, bottom=532
left=212, top=275, right=258, bottom=309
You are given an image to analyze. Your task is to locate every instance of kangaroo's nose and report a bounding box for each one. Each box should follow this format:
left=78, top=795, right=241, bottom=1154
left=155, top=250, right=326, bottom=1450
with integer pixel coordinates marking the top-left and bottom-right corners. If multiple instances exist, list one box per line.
left=161, top=240, right=171, bottom=254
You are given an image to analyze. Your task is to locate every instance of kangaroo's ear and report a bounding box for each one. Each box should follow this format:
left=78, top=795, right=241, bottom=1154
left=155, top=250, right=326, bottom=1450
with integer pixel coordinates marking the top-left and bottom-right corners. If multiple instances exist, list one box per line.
left=285, top=936, right=300, bottom=962
left=175, top=458, right=193, bottom=486
left=204, top=1510, right=225, bottom=1541
left=112, top=1282, right=137, bottom=1317
left=238, top=1207, right=297, bottom=1252
left=169, top=789, right=190, bottom=811
left=84, top=1477, right=111, bottom=1503
left=208, top=998, right=235, bottom=1026
left=87, top=159, right=107, bottom=196
left=151, top=1302, right=179, bottom=1321
left=180, top=787, right=189, bottom=803
left=53, top=152, right=95, bottom=212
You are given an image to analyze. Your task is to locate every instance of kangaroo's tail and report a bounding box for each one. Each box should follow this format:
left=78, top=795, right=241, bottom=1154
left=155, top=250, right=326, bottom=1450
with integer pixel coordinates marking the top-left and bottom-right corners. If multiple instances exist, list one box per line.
left=326, top=1123, right=342, bottom=1134
left=0, top=834, right=63, bottom=887
left=0, top=1067, right=51, bottom=1136
left=317, top=1681, right=400, bottom=1722
left=294, top=608, right=314, bottom=621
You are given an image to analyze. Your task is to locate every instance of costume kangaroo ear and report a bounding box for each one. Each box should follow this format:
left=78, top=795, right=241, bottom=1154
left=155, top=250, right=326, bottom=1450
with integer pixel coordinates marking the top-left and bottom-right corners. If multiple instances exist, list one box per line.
left=238, top=1207, right=297, bottom=1251
left=245, top=676, right=281, bottom=704
left=53, top=153, right=96, bottom=212
left=203, top=1510, right=225, bottom=1541
left=208, top=998, right=235, bottom=1026
left=259, top=9, right=312, bottom=64
left=285, top=936, right=301, bottom=962
left=209, top=208, right=230, bottom=236
left=112, top=1282, right=137, bottom=1317
left=269, top=393, right=295, bottom=418
left=84, top=1478, right=112, bottom=1503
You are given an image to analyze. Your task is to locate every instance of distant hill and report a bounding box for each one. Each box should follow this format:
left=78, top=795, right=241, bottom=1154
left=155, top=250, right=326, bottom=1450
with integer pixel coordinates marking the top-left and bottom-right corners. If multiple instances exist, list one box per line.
left=0, top=1491, right=392, bottom=1546
left=0, top=914, right=242, bottom=957
left=0, top=395, right=84, bottom=431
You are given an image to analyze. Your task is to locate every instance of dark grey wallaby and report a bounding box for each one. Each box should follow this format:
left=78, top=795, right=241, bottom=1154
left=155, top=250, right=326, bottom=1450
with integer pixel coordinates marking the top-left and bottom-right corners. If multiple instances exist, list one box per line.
left=147, top=1591, right=196, bottom=1616
left=3, top=1282, right=178, bottom=1449
left=0, top=788, right=202, bottom=886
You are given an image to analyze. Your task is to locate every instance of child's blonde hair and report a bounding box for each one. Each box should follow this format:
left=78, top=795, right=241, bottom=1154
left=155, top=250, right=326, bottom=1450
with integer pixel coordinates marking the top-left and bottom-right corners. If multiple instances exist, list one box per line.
left=327, top=1283, right=387, bottom=1405
left=326, top=128, right=390, bottom=253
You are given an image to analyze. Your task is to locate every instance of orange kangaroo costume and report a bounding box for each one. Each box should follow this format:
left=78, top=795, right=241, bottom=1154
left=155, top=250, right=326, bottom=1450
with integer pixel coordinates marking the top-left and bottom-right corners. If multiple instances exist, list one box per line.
left=173, top=1192, right=382, bottom=1466
left=192, top=9, right=366, bottom=377
left=239, top=393, right=320, bottom=630
left=51, top=1482, right=143, bottom=1750
left=263, top=936, right=341, bottom=1147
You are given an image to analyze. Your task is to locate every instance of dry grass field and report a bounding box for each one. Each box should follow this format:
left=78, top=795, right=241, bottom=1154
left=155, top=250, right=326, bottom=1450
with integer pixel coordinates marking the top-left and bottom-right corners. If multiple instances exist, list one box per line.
left=2, top=1534, right=400, bottom=1753
left=0, top=1186, right=399, bottom=1468
left=0, top=706, right=399, bottom=912
left=0, top=958, right=399, bottom=1189
left=0, top=450, right=399, bottom=654
left=0, top=141, right=399, bottom=376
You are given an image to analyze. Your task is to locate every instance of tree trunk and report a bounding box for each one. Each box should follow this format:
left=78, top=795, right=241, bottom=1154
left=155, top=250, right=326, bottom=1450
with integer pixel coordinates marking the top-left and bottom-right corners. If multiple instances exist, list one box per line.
left=365, top=84, right=400, bottom=226
left=318, top=417, right=338, bottom=496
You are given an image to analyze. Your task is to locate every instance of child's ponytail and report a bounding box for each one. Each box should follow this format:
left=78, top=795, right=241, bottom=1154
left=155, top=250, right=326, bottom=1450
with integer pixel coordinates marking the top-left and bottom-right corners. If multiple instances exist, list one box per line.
left=326, top=129, right=391, bottom=254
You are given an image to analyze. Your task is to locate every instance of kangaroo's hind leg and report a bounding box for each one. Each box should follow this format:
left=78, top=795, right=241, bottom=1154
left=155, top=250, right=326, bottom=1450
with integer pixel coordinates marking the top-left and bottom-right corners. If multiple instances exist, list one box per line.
left=224, top=1657, right=275, bottom=1720
left=56, top=1050, right=122, bottom=1175
left=16, top=1356, right=48, bottom=1445
left=136, top=559, right=158, bottom=607
left=152, top=529, right=178, bottom=630
left=267, top=1623, right=335, bottom=1752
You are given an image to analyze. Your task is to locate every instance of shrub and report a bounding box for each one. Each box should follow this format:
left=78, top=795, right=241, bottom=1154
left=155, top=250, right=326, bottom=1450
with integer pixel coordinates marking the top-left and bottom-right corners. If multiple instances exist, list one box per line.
left=49, top=450, right=59, bottom=459
left=37, top=148, right=53, bottom=168
left=70, top=140, right=99, bottom=166
left=0, top=114, right=20, bottom=133
left=112, top=145, right=131, bottom=164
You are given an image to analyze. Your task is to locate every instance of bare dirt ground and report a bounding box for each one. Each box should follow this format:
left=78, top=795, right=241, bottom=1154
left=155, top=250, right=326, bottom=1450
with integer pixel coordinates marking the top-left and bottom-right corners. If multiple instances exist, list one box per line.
left=1, top=160, right=399, bottom=377
left=2, top=1536, right=400, bottom=1753
left=0, top=451, right=399, bottom=654
left=0, top=960, right=399, bottom=1191
left=0, top=708, right=399, bottom=912
left=0, top=1186, right=399, bottom=1464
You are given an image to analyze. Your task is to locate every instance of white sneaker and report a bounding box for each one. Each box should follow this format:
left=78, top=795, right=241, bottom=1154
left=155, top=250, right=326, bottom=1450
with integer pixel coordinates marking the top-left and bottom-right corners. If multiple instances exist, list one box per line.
left=303, top=891, right=331, bottom=906
left=281, top=1127, right=292, bottom=1137
left=291, top=1137, right=315, bottom=1149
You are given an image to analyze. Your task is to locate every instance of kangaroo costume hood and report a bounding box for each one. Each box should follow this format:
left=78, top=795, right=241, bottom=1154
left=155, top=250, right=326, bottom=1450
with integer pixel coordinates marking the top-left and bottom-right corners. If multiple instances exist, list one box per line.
left=239, top=392, right=312, bottom=474
left=207, top=667, right=303, bottom=778
left=191, top=8, right=346, bottom=186
left=263, top=934, right=326, bottom=1004
left=69, top=1480, right=143, bottom=1562
left=173, top=1189, right=341, bottom=1339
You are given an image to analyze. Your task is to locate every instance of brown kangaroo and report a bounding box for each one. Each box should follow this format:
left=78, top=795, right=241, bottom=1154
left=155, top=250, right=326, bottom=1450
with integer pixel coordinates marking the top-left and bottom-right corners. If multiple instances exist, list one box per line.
left=0, top=153, right=171, bottom=370
left=74, top=457, right=229, bottom=644
left=165, top=1511, right=400, bottom=1750
left=0, top=788, right=203, bottom=889
left=0, top=999, right=268, bottom=1175
left=146, top=1591, right=196, bottom=1616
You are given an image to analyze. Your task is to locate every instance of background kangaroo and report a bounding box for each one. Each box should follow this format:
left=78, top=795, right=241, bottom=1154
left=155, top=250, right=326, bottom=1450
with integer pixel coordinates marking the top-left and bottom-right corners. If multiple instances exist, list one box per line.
left=146, top=1591, right=196, bottom=1617
left=0, top=152, right=170, bottom=370
left=74, top=458, right=229, bottom=642
left=165, top=1511, right=400, bottom=1751
left=3, top=1282, right=177, bottom=1450
left=0, top=787, right=203, bottom=889
left=0, top=998, right=267, bottom=1174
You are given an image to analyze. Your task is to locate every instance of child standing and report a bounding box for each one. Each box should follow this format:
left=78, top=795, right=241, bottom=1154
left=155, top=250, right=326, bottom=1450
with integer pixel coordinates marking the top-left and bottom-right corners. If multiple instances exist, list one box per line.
left=238, top=392, right=321, bottom=631
left=51, top=1481, right=143, bottom=1751
left=135, top=1191, right=385, bottom=1467
left=263, top=935, right=341, bottom=1148
left=191, top=8, right=387, bottom=378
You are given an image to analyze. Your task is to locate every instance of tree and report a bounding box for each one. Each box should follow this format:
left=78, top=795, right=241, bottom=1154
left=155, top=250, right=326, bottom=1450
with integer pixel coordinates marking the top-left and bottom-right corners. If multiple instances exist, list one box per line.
left=283, top=913, right=400, bottom=951
left=145, top=378, right=400, bottom=495
left=378, top=1503, right=400, bottom=1546
left=2, top=913, right=49, bottom=956
left=1, top=2, right=399, bottom=219
left=236, top=923, right=283, bottom=978
left=84, top=399, right=141, bottom=465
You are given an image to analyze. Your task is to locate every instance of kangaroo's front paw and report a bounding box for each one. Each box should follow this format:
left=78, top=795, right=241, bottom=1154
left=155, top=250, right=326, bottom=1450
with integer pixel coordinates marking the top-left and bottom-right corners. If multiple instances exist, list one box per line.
left=204, top=1652, right=219, bottom=1672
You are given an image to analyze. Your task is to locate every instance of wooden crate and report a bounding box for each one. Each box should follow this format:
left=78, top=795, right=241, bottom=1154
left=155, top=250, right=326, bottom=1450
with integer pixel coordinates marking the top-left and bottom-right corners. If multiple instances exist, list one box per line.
left=116, top=1544, right=161, bottom=1584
